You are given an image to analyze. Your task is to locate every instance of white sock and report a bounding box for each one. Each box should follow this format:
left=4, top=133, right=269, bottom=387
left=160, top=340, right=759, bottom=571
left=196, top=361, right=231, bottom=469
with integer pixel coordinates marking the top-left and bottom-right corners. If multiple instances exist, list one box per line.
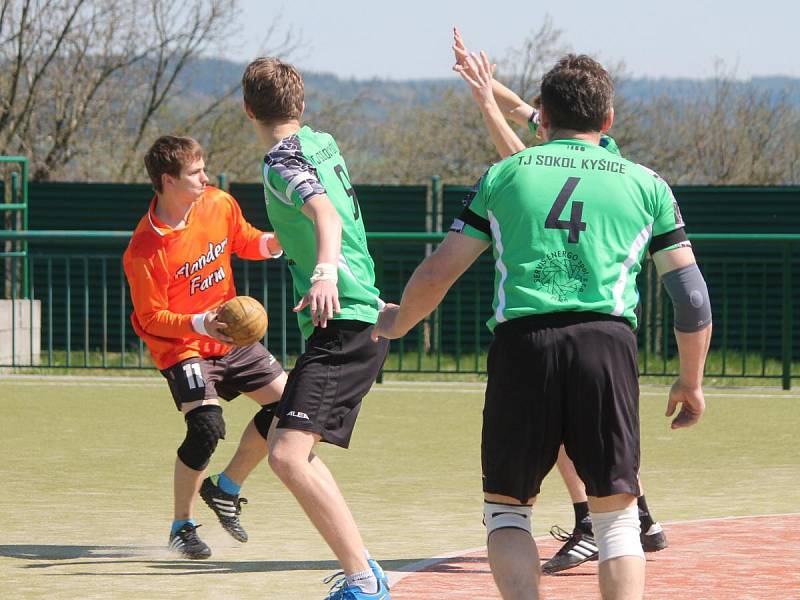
left=346, top=569, right=378, bottom=594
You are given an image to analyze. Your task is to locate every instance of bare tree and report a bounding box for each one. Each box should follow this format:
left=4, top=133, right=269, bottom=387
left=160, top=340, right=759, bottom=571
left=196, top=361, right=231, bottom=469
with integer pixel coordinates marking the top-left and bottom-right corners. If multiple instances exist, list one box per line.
left=0, top=0, right=297, bottom=182
left=621, top=70, right=800, bottom=185
left=497, top=16, right=569, bottom=104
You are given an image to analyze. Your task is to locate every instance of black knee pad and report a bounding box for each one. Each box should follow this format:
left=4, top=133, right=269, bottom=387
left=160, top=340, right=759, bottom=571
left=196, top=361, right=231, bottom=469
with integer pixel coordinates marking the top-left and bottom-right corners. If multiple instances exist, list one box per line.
left=177, top=404, right=225, bottom=471
left=253, top=402, right=278, bottom=441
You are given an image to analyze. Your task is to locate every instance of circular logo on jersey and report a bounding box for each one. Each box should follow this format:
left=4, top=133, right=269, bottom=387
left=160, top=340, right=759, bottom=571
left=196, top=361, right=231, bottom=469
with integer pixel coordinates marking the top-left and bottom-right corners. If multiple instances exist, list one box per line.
left=532, top=251, right=589, bottom=302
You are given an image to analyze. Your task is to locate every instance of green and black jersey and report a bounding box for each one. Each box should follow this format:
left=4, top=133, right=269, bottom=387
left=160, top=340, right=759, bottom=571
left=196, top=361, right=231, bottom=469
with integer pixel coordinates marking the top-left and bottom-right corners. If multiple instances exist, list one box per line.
left=452, top=138, right=687, bottom=331
left=262, top=125, right=381, bottom=338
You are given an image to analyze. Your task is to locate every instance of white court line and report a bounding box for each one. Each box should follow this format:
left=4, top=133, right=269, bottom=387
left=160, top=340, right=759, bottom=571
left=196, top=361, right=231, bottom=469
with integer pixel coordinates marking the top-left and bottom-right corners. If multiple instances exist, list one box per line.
left=387, top=512, right=800, bottom=587
left=1, top=376, right=798, bottom=399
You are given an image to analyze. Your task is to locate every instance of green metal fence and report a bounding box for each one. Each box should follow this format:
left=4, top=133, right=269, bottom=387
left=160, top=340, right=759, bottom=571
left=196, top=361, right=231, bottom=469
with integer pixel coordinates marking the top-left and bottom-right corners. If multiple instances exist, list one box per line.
left=1, top=157, right=29, bottom=300
left=0, top=231, right=796, bottom=388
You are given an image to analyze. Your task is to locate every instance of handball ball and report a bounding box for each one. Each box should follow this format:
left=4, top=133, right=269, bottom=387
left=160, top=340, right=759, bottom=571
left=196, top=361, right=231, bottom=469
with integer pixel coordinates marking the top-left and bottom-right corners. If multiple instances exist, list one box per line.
left=217, top=296, right=268, bottom=346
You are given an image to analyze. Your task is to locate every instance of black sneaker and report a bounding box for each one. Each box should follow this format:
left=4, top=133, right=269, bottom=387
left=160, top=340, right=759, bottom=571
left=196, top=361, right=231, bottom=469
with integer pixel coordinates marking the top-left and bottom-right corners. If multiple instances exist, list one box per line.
left=541, top=525, right=599, bottom=574
left=200, top=477, right=249, bottom=543
left=168, top=523, right=212, bottom=559
left=641, top=522, right=668, bottom=552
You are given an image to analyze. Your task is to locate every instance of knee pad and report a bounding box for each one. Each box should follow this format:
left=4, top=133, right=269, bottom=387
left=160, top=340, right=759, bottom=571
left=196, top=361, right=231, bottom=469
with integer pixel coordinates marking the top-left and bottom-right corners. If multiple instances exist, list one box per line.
left=483, top=502, right=532, bottom=537
left=253, top=402, right=278, bottom=441
left=177, top=404, right=225, bottom=471
left=591, top=505, right=644, bottom=562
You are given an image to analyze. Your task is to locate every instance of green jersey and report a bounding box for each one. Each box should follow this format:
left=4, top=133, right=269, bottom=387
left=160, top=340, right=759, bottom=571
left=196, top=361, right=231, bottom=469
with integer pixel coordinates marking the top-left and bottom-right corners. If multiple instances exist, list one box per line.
left=452, top=138, right=687, bottom=331
left=262, top=125, right=381, bottom=338
left=527, top=113, right=621, bottom=155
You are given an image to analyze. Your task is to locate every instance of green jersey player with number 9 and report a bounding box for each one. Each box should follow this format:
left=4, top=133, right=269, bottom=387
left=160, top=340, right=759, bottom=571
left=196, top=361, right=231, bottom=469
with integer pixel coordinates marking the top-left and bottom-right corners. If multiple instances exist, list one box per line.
left=242, top=58, right=390, bottom=600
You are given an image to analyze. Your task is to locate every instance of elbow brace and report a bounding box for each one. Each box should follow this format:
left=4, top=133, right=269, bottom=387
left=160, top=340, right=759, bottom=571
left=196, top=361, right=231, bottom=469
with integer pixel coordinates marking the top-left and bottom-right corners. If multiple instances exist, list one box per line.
left=661, top=264, right=712, bottom=332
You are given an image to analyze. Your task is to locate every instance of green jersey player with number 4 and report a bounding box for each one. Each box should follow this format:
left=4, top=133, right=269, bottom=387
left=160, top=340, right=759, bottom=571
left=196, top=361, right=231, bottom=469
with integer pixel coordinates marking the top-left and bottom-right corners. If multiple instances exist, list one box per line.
left=375, top=48, right=712, bottom=600
left=452, top=27, right=670, bottom=575
left=242, top=58, right=390, bottom=600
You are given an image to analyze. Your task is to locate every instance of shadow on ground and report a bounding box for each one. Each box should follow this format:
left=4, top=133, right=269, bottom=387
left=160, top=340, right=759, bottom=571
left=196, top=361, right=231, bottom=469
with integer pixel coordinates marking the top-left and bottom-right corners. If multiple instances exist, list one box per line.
left=0, top=545, right=429, bottom=576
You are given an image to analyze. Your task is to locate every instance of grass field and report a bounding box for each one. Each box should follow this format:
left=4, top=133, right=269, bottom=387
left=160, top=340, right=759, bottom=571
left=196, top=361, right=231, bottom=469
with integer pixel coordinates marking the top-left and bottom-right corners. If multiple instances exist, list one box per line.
left=1, top=377, right=798, bottom=599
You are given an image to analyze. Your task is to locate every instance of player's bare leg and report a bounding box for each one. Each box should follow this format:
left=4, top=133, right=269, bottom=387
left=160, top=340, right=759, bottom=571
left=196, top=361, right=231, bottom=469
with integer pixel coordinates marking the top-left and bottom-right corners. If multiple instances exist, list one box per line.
left=173, top=458, right=205, bottom=520
left=268, top=427, right=371, bottom=576
left=557, top=445, right=588, bottom=502
left=485, top=492, right=540, bottom=600
left=168, top=397, right=221, bottom=559
left=174, top=398, right=220, bottom=520
left=221, top=373, right=287, bottom=484
left=588, top=493, right=645, bottom=600
left=201, top=374, right=287, bottom=543
left=540, top=446, right=598, bottom=574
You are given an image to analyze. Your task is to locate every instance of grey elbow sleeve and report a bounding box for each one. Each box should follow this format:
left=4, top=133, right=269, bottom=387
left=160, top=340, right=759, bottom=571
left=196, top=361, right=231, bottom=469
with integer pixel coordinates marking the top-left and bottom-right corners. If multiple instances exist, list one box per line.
left=661, top=264, right=712, bottom=333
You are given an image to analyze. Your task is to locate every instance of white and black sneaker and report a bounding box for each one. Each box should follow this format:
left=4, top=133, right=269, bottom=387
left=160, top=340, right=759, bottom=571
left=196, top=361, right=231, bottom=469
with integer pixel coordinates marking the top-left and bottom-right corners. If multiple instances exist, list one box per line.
left=200, top=477, right=249, bottom=543
left=641, top=522, right=668, bottom=552
left=541, top=525, right=599, bottom=574
left=168, top=523, right=212, bottom=560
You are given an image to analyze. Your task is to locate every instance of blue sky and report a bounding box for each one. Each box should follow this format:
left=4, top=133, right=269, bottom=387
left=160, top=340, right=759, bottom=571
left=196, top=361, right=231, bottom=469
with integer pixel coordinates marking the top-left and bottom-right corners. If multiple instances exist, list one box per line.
left=222, top=0, right=799, bottom=80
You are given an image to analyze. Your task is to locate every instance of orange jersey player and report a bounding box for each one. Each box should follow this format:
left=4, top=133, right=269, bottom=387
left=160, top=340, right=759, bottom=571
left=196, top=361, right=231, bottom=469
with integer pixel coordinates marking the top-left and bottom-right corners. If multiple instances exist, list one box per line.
left=125, top=183, right=277, bottom=369
left=123, top=135, right=288, bottom=560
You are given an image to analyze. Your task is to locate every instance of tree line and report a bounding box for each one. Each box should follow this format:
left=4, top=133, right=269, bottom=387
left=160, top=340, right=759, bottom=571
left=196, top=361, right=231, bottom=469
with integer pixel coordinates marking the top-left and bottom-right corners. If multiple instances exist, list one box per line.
left=2, top=6, right=798, bottom=186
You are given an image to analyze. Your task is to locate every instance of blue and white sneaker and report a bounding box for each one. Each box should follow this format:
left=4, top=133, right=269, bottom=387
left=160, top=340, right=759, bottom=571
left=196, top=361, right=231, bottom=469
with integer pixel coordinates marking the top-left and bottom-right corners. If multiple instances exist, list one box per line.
left=368, top=559, right=390, bottom=590
left=323, top=567, right=391, bottom=600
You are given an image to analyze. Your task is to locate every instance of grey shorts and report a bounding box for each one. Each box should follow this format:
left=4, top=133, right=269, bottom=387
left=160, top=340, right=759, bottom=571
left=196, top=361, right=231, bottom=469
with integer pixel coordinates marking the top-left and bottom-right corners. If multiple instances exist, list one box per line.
left=160, top=344, right=284, bottom=411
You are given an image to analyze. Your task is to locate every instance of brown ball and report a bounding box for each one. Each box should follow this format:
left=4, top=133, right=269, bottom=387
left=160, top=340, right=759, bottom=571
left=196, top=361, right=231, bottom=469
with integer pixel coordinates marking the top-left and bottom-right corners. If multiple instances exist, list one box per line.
left=216, top=296, right=268, bottom=346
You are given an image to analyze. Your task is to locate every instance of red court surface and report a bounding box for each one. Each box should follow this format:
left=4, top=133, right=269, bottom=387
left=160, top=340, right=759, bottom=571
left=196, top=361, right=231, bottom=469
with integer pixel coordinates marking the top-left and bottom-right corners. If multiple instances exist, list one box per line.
left=388, top=514, right=800, bottom=599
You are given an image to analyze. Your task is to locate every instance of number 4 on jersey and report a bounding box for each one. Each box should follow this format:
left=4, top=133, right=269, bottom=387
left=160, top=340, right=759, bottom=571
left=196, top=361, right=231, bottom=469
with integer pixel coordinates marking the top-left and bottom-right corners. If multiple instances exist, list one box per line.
left=545, top=176, right=586, bottom=243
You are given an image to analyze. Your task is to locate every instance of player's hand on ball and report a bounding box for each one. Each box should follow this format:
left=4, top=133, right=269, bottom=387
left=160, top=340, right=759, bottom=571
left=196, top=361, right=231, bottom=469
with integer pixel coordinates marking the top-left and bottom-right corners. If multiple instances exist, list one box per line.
left=666, top=379, right=705, bottom=429
left=214, top=296, right=269, bottom=346
left=294, top=280, right=340, bottom=328
left=371, top=303, right=402, bottom=341
left=204, top=309, right=234, bottom=344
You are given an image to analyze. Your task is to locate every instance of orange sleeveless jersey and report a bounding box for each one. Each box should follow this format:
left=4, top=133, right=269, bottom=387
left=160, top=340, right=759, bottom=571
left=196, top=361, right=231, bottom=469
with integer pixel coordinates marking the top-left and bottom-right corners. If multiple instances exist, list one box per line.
left=123, top=187, right=269, bottom=369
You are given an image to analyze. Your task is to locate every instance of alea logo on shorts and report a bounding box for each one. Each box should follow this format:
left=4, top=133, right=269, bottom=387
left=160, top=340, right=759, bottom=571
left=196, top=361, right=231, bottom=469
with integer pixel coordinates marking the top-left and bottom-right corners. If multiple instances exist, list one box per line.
left=287, top=410, right=310, bottom=420
left=532, top=250, right=588, bottom=302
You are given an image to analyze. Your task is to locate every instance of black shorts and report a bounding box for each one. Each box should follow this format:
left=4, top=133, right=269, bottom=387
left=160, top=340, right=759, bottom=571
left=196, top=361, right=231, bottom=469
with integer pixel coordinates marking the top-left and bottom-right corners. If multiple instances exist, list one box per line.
left=482, top=312, right=640, bottom=503
left=161, top=344, right=284, bottom=411
left=275, top=320, right=389, bottom=448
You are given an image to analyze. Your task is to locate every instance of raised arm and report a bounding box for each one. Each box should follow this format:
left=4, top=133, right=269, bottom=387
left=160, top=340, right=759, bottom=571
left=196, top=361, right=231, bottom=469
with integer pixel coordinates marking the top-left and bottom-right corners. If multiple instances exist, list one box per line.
left=455, top=51, right=526, bottom=158
left=453, top=27, right=535, bottom=127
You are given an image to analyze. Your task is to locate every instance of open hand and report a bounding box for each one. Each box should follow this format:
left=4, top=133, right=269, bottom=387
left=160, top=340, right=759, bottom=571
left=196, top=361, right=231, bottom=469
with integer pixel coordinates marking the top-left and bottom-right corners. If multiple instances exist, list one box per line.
left=454, top=50, right=496, bottom=105
left=294, top=280, right=341, bottom=328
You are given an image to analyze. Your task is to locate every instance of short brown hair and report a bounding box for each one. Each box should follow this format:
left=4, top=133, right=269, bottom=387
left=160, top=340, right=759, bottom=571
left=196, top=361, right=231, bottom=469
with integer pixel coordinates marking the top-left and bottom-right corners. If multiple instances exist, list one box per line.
left=540, top=54, right=613, bottom=132
left=144, top=136, right=203, bottom=192
left=242, top=57, right=304, bottom=123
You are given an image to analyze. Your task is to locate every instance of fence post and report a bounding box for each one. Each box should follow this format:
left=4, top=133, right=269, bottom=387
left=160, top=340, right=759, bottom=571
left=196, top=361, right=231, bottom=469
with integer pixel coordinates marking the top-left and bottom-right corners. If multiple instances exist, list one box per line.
left=781, top=243, right=793, bottom=390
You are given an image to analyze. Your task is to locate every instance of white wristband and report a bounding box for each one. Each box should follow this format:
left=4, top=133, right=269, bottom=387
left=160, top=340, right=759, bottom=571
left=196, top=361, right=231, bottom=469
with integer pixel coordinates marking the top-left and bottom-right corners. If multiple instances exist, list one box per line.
left=192, top=312, right=209, bottom=336
left=310, top=262, right=338, bottom=284
left=260, top=233, right=283, bottom=258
